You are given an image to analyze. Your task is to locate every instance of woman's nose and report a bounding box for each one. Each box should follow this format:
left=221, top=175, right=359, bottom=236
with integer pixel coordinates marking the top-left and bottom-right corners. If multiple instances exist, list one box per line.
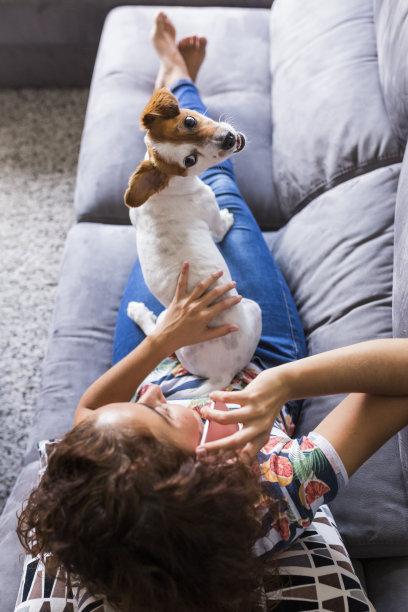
left=141, top=384, right=165, bottom=405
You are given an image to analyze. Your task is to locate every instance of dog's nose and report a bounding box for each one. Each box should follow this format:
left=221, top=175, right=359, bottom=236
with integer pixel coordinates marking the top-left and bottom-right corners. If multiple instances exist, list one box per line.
left=221, top=131, right=236, bottom=150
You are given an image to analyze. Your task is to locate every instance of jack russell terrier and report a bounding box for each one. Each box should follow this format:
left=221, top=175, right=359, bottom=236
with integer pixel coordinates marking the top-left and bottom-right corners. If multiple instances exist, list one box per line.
left=124, top=88, right=262, bottom=397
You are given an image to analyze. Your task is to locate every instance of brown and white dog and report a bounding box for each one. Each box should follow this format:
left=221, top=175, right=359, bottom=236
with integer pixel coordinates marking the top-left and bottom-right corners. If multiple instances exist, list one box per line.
left=125, top=88, right=262, bottom=397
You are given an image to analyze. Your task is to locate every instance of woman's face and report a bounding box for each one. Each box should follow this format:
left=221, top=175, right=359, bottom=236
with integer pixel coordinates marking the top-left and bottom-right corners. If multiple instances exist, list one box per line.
left=92, top=385, right=204, bottom=452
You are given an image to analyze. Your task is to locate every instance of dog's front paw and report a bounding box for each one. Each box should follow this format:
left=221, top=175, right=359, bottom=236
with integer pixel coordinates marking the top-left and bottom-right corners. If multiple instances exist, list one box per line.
left=220, top=208, right=234, bottom=232
left=127, top=301, right=157, bottom=335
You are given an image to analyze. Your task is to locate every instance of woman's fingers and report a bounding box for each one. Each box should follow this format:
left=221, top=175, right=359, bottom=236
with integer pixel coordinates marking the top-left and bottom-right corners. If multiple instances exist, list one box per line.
left=174, top=261, right=189, bottom=298
left=238, top=432, right=271, bottom=464
left=201, top=280, right=237, bottom=306
left=189, top=270, right=224, bottom=299
left=204, top=324, right=239, bottom=340
left=200, top=404, right=251, bottom=424
left=210, top=389, right=247, bottom=406
left=207, top=294, right=242, bottom=318
left=196, top=424, right=258, bottom=454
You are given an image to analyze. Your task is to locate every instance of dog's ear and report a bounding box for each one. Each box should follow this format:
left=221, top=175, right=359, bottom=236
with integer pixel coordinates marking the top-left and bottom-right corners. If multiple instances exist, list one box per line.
left=124, top=160, right=170, bottom=208
left=141, top=88, right=180, bottom=130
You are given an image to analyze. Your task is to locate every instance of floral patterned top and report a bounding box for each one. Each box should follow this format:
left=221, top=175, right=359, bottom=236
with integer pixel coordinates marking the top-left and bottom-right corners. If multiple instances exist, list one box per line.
left=133, top=355, right=348, bottom=556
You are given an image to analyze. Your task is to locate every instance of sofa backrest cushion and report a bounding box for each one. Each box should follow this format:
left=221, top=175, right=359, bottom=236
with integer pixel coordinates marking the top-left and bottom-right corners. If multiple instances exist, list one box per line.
left=393, top=146, right=408, bottom=499
left=271, top=163, right=408, bottom=557
left=374, top=0, right=408, bottom=147
left=74, top=6, right=282, bottom=230
left=269, top=0, right=404, bottom=224
left=393, top=148, right=408, bottom=340
left=269, top=0, right=408, bottom=558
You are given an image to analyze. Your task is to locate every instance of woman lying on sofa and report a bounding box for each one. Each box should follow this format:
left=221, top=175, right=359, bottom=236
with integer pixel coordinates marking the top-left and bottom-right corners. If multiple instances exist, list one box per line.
left=17, top=13, right=408, bottom=612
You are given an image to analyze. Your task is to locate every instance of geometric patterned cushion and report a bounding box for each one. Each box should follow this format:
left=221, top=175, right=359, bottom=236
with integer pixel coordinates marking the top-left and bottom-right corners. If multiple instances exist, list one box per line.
left=14, top=555, right=76, bottom=612
left=267, top=506, right=375, bottom=611
left=14, top=554, right=107, bottom=612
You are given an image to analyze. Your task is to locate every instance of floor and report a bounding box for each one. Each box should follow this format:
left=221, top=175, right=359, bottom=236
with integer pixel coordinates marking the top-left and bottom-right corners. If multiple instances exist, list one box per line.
left=0, top=88, right=89, bottom=512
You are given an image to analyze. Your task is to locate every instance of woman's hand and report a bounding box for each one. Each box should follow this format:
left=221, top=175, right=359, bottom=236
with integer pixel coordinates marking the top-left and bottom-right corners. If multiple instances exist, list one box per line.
left=152, top=262, right=242, bottom=354
left=197, top=367, right=290, bottom=463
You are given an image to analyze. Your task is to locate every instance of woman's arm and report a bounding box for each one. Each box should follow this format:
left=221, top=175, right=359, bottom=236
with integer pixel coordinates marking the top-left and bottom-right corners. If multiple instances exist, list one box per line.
left=75, top=263, right=241, bottom=425
left=200, top=339, right=408, bottom=474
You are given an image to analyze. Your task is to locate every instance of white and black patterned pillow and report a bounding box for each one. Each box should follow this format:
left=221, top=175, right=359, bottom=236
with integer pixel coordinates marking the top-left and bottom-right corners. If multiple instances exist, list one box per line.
left=265, top=506, right=375, bottom=611
left=14, top=553, right=107, bottom=612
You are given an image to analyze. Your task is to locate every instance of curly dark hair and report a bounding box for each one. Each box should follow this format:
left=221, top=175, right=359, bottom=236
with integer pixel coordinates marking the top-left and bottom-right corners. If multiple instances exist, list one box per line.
left=17, top=418, right=281, bottom=612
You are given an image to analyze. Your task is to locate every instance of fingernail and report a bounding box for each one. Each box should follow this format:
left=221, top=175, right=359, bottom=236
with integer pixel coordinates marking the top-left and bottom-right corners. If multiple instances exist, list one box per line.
left=229, top=325, right=239, bottom=332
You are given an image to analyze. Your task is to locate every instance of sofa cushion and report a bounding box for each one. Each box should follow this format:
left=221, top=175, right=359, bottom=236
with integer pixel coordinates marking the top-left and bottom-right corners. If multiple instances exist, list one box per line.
left=271, top=163, right=408, bottom=557
left=374, top=0, right=408, bottom=147
left=393, top=146, right=408, bottom=499
left=0, top=461, right=40, bottom=612
left=393, top=147, right=408, bottom=340
left=363, top=556, right=408, bottom=612
left=74, top=6, right=281, bottom=230
left=24, top=222, right=137, bottom=465
left=269, top=0, right=404, bottom=223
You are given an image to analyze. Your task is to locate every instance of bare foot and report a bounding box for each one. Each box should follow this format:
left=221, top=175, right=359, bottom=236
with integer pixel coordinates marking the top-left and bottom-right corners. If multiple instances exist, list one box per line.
left=150, top=12, right=190, bottom=90
left=178, top=35, right=207, bottom=82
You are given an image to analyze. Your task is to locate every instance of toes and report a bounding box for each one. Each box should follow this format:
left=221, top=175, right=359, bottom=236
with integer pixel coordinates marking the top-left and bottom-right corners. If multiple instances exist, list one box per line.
left=155, top=11, right=165, bottom=27
left=178, top=35, right=205, bottom=52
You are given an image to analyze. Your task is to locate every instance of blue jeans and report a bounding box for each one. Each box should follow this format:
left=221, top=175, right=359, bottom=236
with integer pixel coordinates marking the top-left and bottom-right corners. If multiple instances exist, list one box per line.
left=113, top=79, right=307, bottom=374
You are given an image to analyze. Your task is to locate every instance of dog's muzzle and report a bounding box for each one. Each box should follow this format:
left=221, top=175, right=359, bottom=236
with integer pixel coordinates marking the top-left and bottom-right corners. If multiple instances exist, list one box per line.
left=221, top=131, right=246, bottom=152
left=235, top=133, right=245, bottom=152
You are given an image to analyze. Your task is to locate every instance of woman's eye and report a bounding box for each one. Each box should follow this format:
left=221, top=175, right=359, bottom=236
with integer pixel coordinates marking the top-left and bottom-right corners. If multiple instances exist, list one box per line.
left=184, top=154, right=197, bottom=168
left=159, top=405, right=173, bottom=419
left=184, top=116, right=197, bottom=129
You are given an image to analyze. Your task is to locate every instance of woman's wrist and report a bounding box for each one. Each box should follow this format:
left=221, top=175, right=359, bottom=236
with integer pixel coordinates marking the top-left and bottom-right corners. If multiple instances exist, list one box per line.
left=252, top=363, right=293, bottom=408
left=146, top=329, right=176, bottom=359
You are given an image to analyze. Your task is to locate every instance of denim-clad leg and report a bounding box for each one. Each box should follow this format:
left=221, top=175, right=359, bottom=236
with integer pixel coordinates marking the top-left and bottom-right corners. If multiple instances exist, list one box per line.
left=113, top=79, right=307, bottom=375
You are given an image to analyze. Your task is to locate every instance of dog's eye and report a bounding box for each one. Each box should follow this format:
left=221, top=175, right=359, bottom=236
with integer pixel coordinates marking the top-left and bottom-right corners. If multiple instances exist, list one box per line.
left=184, top=154, right=197, bottom=168
left=184, top=116, right=197, bottom=129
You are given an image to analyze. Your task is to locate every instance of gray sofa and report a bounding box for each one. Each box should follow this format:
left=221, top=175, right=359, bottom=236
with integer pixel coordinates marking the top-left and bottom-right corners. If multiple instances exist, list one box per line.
left=1, top=0, right=408, bottom=610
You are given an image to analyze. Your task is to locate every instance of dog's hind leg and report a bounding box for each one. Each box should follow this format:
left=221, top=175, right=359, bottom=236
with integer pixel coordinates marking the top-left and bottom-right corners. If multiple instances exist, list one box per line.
left=127, top=301, right=157, bottom=336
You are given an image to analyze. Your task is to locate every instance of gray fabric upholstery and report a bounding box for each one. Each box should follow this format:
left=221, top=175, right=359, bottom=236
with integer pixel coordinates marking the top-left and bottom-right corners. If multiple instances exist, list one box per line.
left=2, top=1, right=408, bottom=610
left=272, top=164, right=408, bottom=557
left=24, top=223, right=137, bottom=464
left=74, top=6, right=280, bottom=229
left=0, top=462, right=40, bottom=611
left=269, top=0, right=404, bottom=222
left=393, top=147, right=408, bottom=502
left=394, top=148, right=408, bottom=340
left=364, top=557, right=408, bottom=612
left=374, top=0, right=408, bottom=146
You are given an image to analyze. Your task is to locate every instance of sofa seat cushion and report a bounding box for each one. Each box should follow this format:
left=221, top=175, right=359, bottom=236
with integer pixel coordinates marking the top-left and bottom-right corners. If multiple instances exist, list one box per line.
left=0, top=461, right=40, bottom=612
left=74, top=5, right=281, bottom=230
left=269, top=0, right=404, bottom=222
left=24, top=222, right=137, bottom=465
left=271, top=163, right=408, bottom=557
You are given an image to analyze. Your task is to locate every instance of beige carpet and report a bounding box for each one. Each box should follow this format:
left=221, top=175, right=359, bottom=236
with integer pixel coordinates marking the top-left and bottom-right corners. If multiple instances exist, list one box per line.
left=0, top=88, right=88, bottom=512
